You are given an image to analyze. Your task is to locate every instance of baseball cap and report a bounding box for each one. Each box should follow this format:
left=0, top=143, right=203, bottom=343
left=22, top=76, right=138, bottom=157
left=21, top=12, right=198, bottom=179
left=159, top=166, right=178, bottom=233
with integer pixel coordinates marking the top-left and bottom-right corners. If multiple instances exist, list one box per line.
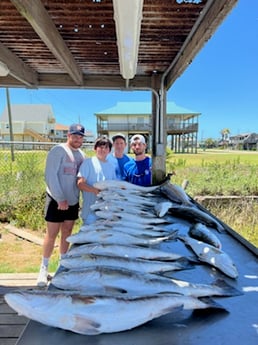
left=130, top=134, right=146, bottom=144
left=112, top=133, right=126, bottom=142
left=68, top=124, right=86, bottom=136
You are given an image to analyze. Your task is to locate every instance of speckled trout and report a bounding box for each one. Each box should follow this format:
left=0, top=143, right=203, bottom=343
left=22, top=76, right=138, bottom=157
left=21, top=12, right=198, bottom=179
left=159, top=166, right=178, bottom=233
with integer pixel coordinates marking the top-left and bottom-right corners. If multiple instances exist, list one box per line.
left=66, top=243, right=184, bottom=261
left=60, top=253, right=193, bottom=273
left=52, top=266, right=242, bottom=298
left=66, top=229, right=177, bottom=246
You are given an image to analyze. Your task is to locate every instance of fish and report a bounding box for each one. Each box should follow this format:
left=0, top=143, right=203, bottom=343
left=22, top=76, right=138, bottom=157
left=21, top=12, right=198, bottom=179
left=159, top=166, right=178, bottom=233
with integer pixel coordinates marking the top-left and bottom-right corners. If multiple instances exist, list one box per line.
left=99, top=191, right=157, bottom=207
left=95, top=210, right=167, bottom=224
left=189, top=222, right=222, bottom=249
left=93, top=178, right=170, bottom=193
left=81, top=224, right=171, bottom=238
left=4, top=290, right=225, bottom=335
left=166, top=203, right=225, bottom=232
left=109, top=226, right=170, bottom=238
left=66, top=229, right=177, bottom=246
left=154, top=201, right=173, bottom=217
left=160, top=183, right=193, bottom=205
left=52, top=266, right=242, bottom=298
left=66, top=243, right=185, bottom=261
left=91, top=201, right=155, bottom=218
left=89, top=218, right=167, bottom=231
left=60, top=253, right=193, bottom=273
left=178, top=235, right=238, bottom=279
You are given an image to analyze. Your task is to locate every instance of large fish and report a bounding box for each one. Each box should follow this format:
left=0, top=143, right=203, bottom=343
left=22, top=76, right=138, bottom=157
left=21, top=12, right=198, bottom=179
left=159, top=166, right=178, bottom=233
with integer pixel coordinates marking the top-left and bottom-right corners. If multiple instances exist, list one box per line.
left=178, top=235, right=238, bottom=279
left=66, top=229, right=177, bottom=246
left=98, top=190, right=157, bottom=207
left=167, top=203, right=225, bottom=232
left=52, top=266, right=242, bottom=298
left=93, top=180, right=164, bottom=193
left=4, top=290, right=224, bottom=335
left=66, top=243, right=185, bottom=261
left=160, top=183, right=193, bottom=205
left=60, top=253, right=193, bottom=273
left=90, top=200, right=154, bottom=217
left=86, top=218, right=167, bottom=231
left=110, top=226, right=170, bottom=238
left=95, top=210, right=167, bottom=224
left=189, top=222, right=222, bottom=249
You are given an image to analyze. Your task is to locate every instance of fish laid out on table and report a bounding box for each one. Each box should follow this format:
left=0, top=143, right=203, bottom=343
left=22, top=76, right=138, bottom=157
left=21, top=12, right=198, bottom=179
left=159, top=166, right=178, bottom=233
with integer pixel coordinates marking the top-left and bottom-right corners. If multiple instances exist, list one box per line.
left=4, top=180, right=241, bottom=335
left=52, top=266, right=242, bottom=298
left=65, top=242, right=187, bottom=261
left=60, top=253, right=193, bottom=274
left=4, top=290, right=225, bottom=336
left=178, top=235, right=238, bottom=279
left=66, top=228, right=177, bottom=246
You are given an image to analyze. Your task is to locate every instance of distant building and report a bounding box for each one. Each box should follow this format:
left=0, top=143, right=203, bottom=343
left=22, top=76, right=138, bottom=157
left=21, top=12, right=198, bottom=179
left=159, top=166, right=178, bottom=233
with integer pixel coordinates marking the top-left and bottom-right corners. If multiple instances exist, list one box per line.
left=0, top=104, right=55, bottom=142
left=229, top=133, right=258, bottom=150
left=95, top=101, right=200, bottom=153
left=0, top=104, right=95, bottom=143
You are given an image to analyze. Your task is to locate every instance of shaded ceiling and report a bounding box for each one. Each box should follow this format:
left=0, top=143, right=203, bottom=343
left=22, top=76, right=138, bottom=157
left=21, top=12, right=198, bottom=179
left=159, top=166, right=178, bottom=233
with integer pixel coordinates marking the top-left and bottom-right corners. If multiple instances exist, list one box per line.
left=0, top=0, right=238, bottom=91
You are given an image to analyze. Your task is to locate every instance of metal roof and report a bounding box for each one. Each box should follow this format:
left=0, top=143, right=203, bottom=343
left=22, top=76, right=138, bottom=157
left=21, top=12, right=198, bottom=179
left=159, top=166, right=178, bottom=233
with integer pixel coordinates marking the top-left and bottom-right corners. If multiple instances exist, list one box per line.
left=96, top=101, right=200, bottom=115
left=0, top=104, right=54, bottom=122
left=0, top=0, right=238, bottom=91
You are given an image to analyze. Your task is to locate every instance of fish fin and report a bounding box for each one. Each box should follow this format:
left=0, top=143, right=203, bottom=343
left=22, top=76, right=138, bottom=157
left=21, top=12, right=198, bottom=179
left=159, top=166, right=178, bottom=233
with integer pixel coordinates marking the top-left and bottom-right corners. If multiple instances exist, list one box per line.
left=185, top=255, right=202, bottom=264
left=105, top=286, right=128, bottom=294
left=174, top=257, right=195, bottom=270
left=165, top=229, right=179, bottom=241
left=73, top=315, right=101, bottom=335
left=197, top=297, right=227, bottom=310
left=156, top=304, right=184, bottom=318
left=212, top=279, right=243, bottom=296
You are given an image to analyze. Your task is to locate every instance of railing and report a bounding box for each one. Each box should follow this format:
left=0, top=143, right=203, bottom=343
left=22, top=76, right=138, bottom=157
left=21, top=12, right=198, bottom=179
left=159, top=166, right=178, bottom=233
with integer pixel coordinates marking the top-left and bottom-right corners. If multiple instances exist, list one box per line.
left=97, top=122, right=198, bottom=133
left=0, top=141, right=94, bottom=151
left=97, top=123, right=151, bottom=132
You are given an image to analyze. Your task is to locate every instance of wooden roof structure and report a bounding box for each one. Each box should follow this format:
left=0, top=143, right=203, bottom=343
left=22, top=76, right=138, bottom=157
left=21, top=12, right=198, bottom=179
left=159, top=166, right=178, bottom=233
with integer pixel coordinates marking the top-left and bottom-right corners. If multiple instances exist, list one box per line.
left=0, top=0, right=238, bottom=182
left=0, top=0, right=238, bottom=90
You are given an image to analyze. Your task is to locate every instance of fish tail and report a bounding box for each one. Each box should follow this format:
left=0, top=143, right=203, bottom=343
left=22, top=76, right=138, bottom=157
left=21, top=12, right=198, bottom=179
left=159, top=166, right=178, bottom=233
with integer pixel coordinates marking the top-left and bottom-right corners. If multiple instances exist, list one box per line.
left=212, top=279, right=243, bottom=296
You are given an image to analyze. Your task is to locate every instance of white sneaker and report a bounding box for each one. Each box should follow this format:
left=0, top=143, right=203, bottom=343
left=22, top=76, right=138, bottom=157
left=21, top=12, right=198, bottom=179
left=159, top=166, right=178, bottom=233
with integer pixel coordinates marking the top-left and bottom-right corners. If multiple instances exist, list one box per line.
left=37, top=265, right=48, bottom=287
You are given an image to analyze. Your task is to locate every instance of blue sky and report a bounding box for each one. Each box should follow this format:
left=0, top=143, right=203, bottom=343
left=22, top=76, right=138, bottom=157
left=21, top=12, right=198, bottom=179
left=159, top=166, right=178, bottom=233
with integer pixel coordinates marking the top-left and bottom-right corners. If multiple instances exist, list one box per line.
left=0, top=0, right=257, bottom=140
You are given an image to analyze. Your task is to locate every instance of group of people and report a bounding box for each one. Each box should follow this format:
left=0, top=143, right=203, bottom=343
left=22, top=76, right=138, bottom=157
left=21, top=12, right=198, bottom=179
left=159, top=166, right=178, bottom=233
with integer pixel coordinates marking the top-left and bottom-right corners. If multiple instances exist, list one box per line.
left=37, top=124, right=152, bottom=287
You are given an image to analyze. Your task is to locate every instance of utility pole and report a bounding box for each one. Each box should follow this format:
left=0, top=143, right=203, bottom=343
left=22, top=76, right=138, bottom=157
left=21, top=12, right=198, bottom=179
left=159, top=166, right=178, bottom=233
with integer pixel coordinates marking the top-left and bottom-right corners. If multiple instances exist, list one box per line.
left=6, top=88, right=15, bottom=161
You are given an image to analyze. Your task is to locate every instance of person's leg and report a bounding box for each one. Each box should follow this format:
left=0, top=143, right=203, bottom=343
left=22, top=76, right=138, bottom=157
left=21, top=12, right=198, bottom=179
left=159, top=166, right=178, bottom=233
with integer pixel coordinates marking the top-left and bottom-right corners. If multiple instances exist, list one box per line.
left=37, top=221, right=61, bottom=287
left=59, top=220, right=75, bottom=255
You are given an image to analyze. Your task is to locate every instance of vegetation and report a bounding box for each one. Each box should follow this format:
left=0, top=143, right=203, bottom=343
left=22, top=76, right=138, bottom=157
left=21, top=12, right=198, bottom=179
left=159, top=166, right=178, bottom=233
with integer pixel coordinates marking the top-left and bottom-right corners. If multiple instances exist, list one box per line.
left=0, top=148, right=257, bottom=273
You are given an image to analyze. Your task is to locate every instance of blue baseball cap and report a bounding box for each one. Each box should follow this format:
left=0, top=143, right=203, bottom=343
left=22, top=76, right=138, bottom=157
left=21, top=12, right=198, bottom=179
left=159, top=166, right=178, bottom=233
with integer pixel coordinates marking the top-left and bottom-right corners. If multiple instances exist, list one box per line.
left=68, top=124, right=86, bottom=136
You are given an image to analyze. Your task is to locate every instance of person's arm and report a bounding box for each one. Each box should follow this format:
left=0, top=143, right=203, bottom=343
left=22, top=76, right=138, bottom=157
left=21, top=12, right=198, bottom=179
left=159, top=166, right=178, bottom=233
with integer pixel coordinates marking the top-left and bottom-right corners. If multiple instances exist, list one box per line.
left=45, top=147, right=67, bottom=203
left=77, top=176, right=100, bottom=195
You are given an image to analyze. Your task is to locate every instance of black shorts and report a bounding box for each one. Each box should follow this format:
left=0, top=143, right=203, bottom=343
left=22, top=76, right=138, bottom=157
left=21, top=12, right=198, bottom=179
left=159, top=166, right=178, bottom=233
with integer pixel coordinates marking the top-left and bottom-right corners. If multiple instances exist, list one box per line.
left=44, top=193, right=79, bottom=222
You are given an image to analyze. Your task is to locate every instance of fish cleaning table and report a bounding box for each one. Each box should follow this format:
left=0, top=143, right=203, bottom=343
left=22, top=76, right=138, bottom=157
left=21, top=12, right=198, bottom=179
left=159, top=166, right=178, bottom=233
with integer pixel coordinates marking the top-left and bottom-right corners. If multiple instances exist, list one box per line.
left=16, top=229, right=258, bottom=345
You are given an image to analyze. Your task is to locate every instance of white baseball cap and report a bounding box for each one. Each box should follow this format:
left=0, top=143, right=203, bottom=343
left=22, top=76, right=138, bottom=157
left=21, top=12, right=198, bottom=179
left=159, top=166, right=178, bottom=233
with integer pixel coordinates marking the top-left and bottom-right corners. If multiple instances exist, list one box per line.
left=130, top=134, right=146, bottom=144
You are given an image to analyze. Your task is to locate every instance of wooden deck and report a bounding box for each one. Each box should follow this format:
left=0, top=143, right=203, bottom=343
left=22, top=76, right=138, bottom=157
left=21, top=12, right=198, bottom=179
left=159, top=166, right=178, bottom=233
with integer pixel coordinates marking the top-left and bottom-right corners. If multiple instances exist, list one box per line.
left=0, top=273, right=39, bottom=345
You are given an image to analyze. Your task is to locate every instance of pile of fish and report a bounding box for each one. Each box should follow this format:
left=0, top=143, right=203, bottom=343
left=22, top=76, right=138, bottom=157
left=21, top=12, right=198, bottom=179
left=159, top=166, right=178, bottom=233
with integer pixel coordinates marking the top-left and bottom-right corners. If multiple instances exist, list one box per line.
left=5, top=179, right=242, bottom=335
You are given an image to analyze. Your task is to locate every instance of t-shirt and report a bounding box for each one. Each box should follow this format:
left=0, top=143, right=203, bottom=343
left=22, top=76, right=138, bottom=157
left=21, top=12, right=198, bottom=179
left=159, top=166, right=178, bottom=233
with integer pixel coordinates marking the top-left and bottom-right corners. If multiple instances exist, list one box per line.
left=107, top=153, right=131, bottom=180
left=124, top=156, right=152, bottom=186
left=77, top=156, right=116, bottom=222
left=45, top=144, right=85, bottom=205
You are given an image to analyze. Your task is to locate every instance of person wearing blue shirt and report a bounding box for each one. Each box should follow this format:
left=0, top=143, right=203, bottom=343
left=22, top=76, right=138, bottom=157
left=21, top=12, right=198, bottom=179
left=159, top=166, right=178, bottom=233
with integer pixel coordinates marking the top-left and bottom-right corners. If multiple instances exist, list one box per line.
left=107, top=133, right=131, bottom=180
left=124, top=134, right=152, bottom=186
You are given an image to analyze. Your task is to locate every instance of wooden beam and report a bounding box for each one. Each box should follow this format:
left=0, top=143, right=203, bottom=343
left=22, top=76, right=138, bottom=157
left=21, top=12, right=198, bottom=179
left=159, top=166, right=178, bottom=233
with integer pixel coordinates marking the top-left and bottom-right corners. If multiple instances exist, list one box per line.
left=0, top=73, right=153, bottom=89
left=0, top=42, right=38, bottom=87
left=10, top=0, right=84, bottom=86
left=165, top=0, right=238, bottom=90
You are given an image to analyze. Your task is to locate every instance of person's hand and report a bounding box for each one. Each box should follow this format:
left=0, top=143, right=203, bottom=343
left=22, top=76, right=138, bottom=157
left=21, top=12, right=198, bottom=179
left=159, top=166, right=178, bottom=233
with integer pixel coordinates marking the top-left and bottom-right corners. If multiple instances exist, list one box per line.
left=57, top=200, right=69, bottom=210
